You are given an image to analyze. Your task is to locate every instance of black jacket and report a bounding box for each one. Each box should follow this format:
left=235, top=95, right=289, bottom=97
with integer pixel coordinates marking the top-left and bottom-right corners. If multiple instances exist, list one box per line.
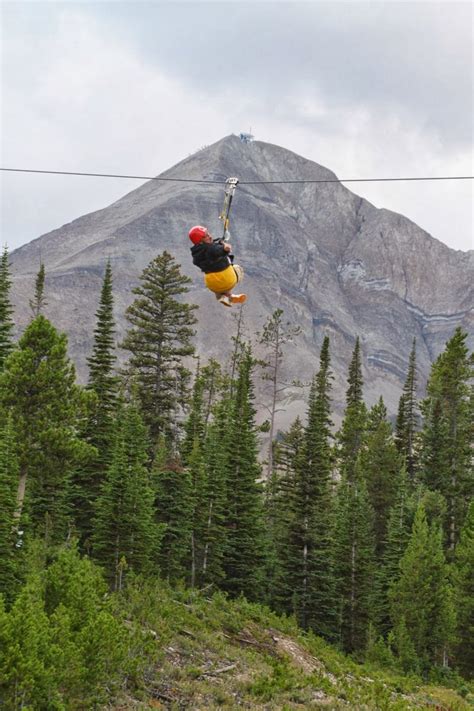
left=191, top=241, right=230, bottom=273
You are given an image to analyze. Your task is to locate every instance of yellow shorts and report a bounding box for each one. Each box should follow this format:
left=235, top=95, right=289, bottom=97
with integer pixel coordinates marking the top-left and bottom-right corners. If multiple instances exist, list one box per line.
left=204, top=265, right=243, bottom=294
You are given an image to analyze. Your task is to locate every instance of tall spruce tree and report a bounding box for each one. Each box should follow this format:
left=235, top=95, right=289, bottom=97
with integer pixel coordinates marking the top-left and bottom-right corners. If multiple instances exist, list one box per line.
left=0, top=316, right=92, bottom=543
left=332, top=338, right=375, bottom=652
left=183, top=364, right=232, bottom=588
left=333, top=468, right=375, bottom=654
left=269, top=418, right=305, bottom=611
left=0, top=246, right=14, bottom=370
left=395, top=338, right=419, bottom=480
left=452, top=500, right=474, bottom=678
left=222, top=346, right=265, bottom=600
left=282, top=336, right=336, bottom=637
left=0, top=414, right=19, bottom=601
left=229, top=306, right=246, bottom=394
left=180, top=361, right=210, bottom=586
left=181, top=361, right=207, bottom=465
left=29, top=263, right=47, bottom=317
left=74, top=262, right=119, bottom=546
left=122, top=251, right=198, bottom=448
left=389, top=504, right=456, bottom=671
left=198, top=386, right=232, bottom=588
left=337, top=337, right=367, bottom=483
left=86, top=261, right=118, bottom=430
left=187, top=436, right=207, bottom=587
left=200, top=359, right=225, bottom=430
left=420, top=327, right=473, bottom=552
left=374, top=466, right=414, bottom=636
left=152, top=442, right=194, bottom=583
left=360, top=398, right=402, bottom=559
left=92, top=404, right=157, bottom=589
left=259, top=309, right=301, bottom=480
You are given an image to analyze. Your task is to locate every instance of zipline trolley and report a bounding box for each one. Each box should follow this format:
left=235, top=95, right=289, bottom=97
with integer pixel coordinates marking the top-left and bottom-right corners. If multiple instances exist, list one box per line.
left=218, top=177, right=239, bottom=242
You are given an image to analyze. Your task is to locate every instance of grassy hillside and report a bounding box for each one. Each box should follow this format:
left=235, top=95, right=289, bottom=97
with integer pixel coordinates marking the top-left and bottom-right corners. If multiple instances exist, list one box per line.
left=111, top=581, right=472, bottom=710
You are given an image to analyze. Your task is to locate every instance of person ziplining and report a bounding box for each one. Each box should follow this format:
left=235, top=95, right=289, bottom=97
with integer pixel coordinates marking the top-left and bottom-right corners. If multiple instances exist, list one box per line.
left=189, top=178, right=246, bottom=308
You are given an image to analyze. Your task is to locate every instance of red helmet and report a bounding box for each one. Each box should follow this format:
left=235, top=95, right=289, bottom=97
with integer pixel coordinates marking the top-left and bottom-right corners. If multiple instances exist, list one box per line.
left=188, top=225, right=207, bottom=244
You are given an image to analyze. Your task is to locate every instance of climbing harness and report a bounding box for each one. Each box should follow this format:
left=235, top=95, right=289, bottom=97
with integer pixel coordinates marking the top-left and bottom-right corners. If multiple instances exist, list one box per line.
left=218, top=177, right=239, bottom=241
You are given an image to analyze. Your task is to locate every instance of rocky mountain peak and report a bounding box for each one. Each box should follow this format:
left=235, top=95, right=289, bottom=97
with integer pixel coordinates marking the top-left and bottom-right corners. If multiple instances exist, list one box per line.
left=9, top=136, right=474, bottom=428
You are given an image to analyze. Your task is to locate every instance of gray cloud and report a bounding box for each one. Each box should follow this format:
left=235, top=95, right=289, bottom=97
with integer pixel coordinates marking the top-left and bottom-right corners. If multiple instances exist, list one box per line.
left=92, top=2, right=473, bottom=147
left=1, top=1, right=472, bottom=252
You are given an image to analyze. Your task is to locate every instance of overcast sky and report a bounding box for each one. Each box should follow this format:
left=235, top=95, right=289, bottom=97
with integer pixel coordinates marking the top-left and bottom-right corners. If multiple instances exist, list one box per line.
left=1, top=1, right=473, bottom=252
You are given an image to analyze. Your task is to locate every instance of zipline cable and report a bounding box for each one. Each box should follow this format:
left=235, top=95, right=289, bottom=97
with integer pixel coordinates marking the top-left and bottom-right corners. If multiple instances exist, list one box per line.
left=1, top=167, right=473, bottom=185
left=0, top=167, right=223, bottom=184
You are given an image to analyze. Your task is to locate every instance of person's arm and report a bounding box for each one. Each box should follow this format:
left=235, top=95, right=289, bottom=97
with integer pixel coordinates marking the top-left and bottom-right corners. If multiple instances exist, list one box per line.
left=207, top=242, right=230, bottom=259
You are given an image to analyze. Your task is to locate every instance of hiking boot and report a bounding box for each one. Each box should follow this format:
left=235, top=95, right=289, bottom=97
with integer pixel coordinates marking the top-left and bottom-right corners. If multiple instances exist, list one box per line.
left=231, top=294, right=247, bottom=305
left=218, top=295, right=232, bottom=307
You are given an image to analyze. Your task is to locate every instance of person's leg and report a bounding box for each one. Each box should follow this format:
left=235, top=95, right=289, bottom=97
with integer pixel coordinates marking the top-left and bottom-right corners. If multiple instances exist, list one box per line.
left=230, top=264, right=246, bottom=303
left=232, top=265, right=244, bottom=284
left=205, top=268, right=241, bottom=307
left=215, top=290, right=232, bottom=307
left=230, top=294, right=246, bottom=304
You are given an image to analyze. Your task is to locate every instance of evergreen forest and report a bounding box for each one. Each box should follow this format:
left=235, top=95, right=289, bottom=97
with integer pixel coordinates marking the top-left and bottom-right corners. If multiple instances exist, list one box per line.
left=0, top=248, right=472, bottom=710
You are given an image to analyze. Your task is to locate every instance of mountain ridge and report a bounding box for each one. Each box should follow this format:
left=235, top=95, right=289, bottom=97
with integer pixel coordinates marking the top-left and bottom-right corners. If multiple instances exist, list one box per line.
left=9, top=135, right=474, bottom=427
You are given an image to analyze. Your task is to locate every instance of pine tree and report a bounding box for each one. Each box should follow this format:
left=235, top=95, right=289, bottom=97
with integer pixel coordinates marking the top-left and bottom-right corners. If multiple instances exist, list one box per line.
left=186, top=436, right=208, bottom=587
left=183, top=365, right=230, bottom=588
left=276, top=421, right=313, bottom=625
left=337, top=337, right=367, bottom=483
left=200, top=359, right=225, bottom=430
left=294, top=336, right=336, bottom=637
left=347, top=336, right=364, bottom=404
left=270, top=417, right=306, bottom=612
left=0, top=246, right=14, bottom=370
left=452, top=501, right=474, bottom=678
left=365, top=624, right=396, bottom=668
left=0, top=547, right=127, bottom=708
left=388, top=616, right=420, bottom=674
left=222, top=346, right=265, bottom=599
left=181, top=361, right=207, bottom=465
left=420, top=398, right=447, bottom=490
left=0, top=577, right=59, bottom=709
left=0, top=316, right=92, bottom=543
left=229, top=306, right=247, bottom=394
left=92, top=405, right=157, bottom=589
left=29, top=262, right=47, bottom=317
left=198, top=387, right=232, bottom=588
left=122, top=251, right=198, bottom=448
left=420, top=327, right=473, bottom=552
left=360, top=398, right=402, bottom=559
left=259, top=308, right=301, bottom=480
left=389, top=504, right=456, bottom=670
left=44, top=546, right=127, bottom=703
left=333, top=469, right=376, bottom=654
left=180, top=361, right=212, bottom=586
left=0, top=414, right=19, bottom=601
left=74, top=262, right=119, bottom=546
left=395, top=338, right=419, bottom=480
left=331, top=337, right=375, bottom=652
left=87, top=261, right=119, bottom=434
left=375, top=466, right=414, bottom=636
left=152, top=445, right=193, bottom=583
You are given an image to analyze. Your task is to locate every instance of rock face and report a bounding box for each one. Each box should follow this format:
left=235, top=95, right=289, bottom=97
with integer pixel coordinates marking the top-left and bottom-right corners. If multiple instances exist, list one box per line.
left=9, top=135, right=474, bottom=428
